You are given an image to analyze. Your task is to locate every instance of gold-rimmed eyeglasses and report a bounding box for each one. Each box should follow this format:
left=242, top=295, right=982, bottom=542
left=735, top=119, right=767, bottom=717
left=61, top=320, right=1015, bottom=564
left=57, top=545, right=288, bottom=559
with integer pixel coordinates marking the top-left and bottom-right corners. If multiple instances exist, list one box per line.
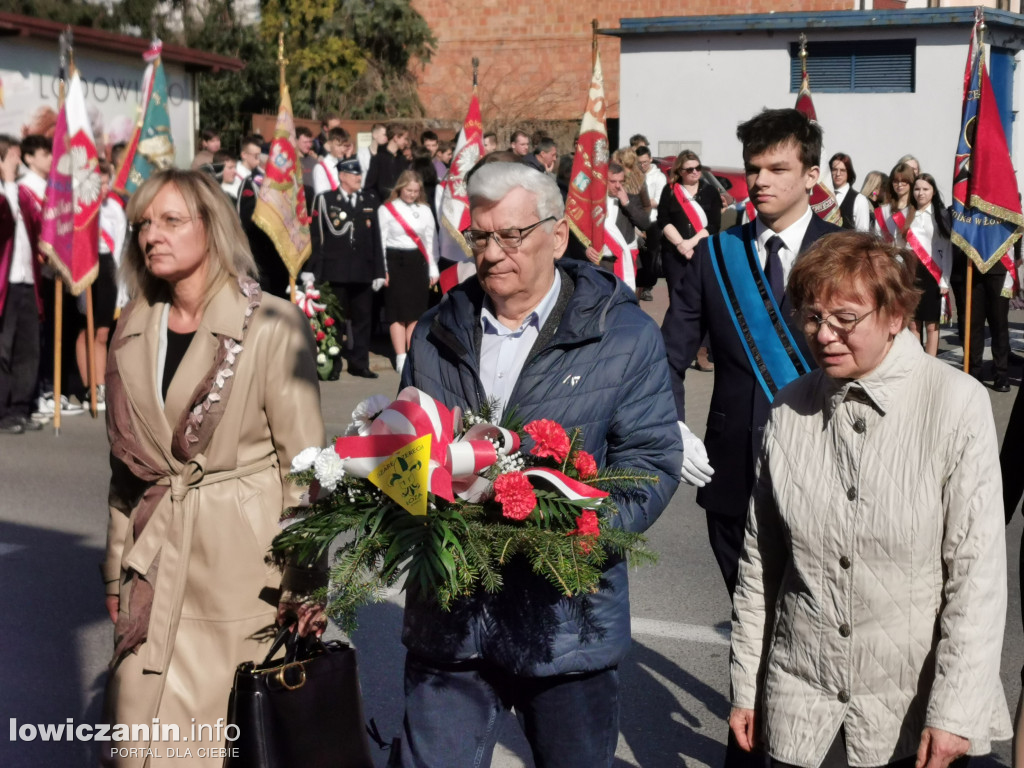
left=801, top=308, right=878, bottom=337
left=132, top=214, right=195, bottom=235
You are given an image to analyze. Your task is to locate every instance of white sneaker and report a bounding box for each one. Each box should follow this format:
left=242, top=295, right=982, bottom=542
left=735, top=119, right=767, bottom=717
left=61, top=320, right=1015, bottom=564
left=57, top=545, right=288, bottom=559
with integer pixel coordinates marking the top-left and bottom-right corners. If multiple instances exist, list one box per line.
left=91, top=385, right=106, bottom=412
left=59, top=396, right=85, bottom=415
left=30, top=409, right=51, bottom=425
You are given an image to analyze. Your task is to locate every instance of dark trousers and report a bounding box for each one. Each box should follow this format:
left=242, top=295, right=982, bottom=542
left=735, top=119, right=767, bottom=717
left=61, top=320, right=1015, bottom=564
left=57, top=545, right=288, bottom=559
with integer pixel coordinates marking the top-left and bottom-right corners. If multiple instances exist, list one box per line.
left=967, top=269, right=1010, bottom=382
left=707, top=509, right=766, bottom=768
left=0, top=284, right=41, bottom=421
left=397, top=654, right=619, bottom=768
left=770, top=726, right=969, bottom=768
left=330, top=281, right=372, bottom=372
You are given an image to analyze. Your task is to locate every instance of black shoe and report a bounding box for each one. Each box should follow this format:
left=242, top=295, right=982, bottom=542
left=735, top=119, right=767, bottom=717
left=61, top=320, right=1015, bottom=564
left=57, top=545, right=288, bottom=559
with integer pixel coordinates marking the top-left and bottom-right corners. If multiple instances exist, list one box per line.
left=19, top=416, right=43, bottom=431
left=349, top=368, right=379, bottom=379
left=0, top=417, right=25, bottom=435
left=993, top=379, right=1011, bottom=393
left=637, top=288, right=653, bottom=302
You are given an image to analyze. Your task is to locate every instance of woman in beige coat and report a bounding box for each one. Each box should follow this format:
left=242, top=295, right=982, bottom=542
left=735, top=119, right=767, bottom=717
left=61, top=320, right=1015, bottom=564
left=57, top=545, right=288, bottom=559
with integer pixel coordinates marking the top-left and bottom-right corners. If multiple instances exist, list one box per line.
left=730, top=231, right=1011, bottom=768
left=101, top=169, right=325, bottom=767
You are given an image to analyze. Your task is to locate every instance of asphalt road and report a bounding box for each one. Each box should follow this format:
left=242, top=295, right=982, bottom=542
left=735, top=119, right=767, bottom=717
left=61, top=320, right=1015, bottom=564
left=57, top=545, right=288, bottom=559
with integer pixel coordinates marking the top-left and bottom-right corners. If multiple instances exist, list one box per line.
left=1, top=281, right=1022, bottom=768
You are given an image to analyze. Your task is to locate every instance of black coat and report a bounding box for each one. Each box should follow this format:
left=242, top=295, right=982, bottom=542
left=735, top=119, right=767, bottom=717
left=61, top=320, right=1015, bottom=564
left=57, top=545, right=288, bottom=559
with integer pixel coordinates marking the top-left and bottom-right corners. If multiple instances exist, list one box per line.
left=237, top=174, right=291, bottom=299
left=661, top=214, right=841, bottom=518
left=309, top=188, right=385, bottom=285
left=365, top=147, right=408, bottom=201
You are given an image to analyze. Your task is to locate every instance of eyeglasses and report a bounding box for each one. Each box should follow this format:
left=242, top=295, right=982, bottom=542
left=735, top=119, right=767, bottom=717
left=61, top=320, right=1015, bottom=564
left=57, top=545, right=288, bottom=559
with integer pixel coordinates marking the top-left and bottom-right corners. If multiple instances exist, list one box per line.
left=801, top=308, right=878, bottom=337
left=133, top=214, right=195, bottom=235
left=463, top=217, right=557, bottom=252
left=682, top=165, right=702, bottom=173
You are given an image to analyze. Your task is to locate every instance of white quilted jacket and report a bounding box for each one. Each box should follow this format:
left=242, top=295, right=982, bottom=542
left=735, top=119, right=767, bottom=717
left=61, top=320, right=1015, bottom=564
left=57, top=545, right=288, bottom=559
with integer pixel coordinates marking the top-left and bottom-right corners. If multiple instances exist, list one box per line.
left=730, top=330, right=1011, bottom=767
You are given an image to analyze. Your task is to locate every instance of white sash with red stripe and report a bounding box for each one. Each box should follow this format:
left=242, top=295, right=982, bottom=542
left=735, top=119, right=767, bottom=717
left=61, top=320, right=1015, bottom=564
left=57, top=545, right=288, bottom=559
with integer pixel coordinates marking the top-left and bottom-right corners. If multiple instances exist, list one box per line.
left=384, top=201, right=432, bottom=266
left=100, top=229, right=115, bottom=255
left=319, top=159, right=338, bottom=191
left=902, top=209, right=944, bottom=287
left=673, top=183, right=708, bottom=234
left=602, top=212, right=637, bottom=290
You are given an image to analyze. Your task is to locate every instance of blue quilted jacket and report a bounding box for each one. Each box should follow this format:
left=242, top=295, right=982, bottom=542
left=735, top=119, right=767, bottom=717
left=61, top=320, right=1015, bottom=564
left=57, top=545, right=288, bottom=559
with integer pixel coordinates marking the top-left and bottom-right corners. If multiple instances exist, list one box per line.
left=398, top=260, right=682, bottom=676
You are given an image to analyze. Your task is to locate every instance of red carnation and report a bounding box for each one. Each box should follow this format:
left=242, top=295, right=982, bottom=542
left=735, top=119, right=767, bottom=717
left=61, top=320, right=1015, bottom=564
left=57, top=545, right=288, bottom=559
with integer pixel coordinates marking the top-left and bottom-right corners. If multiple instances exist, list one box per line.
left=316, top=331, right=326, bottom=341
left=325, top=317, right=336, bottom=326
left=524, top=419, right=571, bottom=462
left=493, top=472, right=537, bottom=521
left=568, top=509, right=601, bottom=554
left=572, top=450, right=598, bottom=480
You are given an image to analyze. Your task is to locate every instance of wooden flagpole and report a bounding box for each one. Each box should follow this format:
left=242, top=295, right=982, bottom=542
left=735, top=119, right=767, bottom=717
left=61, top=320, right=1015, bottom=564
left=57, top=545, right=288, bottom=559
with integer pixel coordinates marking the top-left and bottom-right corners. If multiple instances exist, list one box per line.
left=591, top=18, right=598, bottom=68
left=963, top=14, right=986, bottom=374
left=276, top=30, right=298, bottom=305
left=52, top=30, right=70, bottom=436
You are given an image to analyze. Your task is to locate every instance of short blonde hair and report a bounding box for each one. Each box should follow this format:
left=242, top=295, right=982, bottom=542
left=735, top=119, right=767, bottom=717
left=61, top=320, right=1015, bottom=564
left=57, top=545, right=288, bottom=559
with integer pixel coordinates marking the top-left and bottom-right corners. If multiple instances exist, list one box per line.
left=788, top=231, right=921, bottom=329
left=387, top=170, right=427, bottom=204
left=122, top=168, right=257, bottom=305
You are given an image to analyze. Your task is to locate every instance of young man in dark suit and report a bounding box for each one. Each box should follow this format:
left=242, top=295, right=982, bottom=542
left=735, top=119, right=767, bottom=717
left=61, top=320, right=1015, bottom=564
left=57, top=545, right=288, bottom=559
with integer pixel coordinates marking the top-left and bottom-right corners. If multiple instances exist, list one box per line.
left=310, top=157, right=386, bottom=379
left=661, top=104, right=842, bottom=768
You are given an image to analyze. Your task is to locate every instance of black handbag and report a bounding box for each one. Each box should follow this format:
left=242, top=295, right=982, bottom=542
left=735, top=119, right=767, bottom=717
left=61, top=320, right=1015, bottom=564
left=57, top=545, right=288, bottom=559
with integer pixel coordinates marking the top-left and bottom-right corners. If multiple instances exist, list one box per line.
left=224, top=627, right=375, bottom=768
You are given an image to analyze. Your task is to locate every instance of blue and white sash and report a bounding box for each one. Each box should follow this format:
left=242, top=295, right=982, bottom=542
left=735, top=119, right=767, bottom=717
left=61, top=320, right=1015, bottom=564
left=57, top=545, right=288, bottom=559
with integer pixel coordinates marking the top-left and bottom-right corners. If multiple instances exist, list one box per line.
left=707, top=223, right=811, bottom=401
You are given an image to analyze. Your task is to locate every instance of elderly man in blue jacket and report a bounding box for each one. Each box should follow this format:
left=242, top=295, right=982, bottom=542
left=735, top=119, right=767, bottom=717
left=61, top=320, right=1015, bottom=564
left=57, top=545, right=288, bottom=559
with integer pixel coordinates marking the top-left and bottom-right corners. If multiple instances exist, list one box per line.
left=396, top=161, right=682, bottom=768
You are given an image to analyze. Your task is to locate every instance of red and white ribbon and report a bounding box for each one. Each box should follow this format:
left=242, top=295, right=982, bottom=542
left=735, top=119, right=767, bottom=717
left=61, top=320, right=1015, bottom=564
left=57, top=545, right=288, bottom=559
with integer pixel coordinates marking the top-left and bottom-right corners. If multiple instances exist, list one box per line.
left=523, top=467, right=609, bottom=501
left=333, top=387, right=520, bottom=502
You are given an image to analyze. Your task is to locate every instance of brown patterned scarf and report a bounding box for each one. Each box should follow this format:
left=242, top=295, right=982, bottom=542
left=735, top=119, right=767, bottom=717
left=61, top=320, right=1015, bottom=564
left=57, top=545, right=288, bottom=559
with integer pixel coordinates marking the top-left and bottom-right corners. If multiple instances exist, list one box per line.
left=106, top=276, right=262, bottom=665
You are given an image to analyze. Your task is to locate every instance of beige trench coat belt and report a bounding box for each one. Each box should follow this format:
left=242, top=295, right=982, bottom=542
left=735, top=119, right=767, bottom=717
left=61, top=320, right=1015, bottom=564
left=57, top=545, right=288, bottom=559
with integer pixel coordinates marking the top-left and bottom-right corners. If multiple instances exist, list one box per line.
left=122, top=453, right=280, bottom=675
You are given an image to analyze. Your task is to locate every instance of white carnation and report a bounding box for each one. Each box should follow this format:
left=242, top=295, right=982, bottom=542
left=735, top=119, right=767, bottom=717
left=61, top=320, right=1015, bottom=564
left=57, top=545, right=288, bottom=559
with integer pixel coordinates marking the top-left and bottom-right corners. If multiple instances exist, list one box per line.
left=290, top=446, right=321, bottom=473
left=316, top=353, right=327, bottom=365
left=313, top=447, right=346, bottom=491
left=328, top=345, right=340, bottom=356
left=345, top=394, right=392, bottom=436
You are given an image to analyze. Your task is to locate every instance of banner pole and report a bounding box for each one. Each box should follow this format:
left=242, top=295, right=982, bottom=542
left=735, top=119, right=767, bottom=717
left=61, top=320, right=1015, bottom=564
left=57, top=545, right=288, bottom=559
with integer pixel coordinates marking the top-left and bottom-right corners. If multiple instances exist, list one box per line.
left=963, top=265, right=973, bottom=374
left=85, top=285, right=97, bottom=417
left=53, top=278, right=63, bottom=435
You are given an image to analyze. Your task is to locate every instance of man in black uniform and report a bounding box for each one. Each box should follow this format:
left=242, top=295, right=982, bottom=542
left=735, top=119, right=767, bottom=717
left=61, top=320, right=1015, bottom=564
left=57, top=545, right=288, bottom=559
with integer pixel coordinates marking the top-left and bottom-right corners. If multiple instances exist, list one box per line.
left=236, top=134, right=291, bottom=299
left=310, top=157, right=385, bottom=379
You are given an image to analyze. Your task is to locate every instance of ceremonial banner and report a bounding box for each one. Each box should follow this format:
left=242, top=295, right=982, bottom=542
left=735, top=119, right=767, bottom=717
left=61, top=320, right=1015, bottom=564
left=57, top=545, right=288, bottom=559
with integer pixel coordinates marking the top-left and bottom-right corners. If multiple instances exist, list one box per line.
left=566, top=50, right=609, bottom=252
left=439, top=87, right=484, bottom=261
left=951, top=21, right=1023, bottom=276
left=793, top=50, right=842, bottom=226
left=253, top=83, right=311, bottom=278
left=40, top=69, right=100, bottom=296
left=114, top=41, right=174, bottom=197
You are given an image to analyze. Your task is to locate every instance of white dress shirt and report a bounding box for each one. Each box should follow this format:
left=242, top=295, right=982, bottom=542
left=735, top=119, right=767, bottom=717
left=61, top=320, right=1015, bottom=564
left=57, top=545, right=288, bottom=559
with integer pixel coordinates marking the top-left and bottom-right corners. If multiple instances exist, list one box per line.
left=378, top=200, right=439, bottom=278
left=312, top=158, right=341, bottom=197
left=4, top=178, right=35, bottom=285
left=834, top=184, right=872, bottom=232
left=479, top=270, right=562, bottom=419
left=754, top=206, right=814, bottom=287
left=645, top=166, right=668, bottom=222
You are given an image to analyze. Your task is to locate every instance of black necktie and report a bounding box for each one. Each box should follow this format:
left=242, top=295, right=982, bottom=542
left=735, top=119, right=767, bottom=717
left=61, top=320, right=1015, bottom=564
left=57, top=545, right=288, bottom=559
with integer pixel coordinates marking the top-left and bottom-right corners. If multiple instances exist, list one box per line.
left=764, top=235, right=786, bottom=304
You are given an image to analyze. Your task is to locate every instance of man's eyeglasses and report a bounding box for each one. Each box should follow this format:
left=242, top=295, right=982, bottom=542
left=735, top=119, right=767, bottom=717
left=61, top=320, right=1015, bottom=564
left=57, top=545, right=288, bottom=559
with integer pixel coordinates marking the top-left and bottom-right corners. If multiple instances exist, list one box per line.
left=462, top=217, right=556, bottom=252
left=683, top=165, right=703, bottom=173
left=801, top=308, right=877, bottom=337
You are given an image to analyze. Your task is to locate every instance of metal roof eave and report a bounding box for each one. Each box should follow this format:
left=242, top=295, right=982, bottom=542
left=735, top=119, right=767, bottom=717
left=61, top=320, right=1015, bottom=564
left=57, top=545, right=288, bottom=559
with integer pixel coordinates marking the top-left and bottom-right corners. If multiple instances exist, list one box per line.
left=601, top=7, right=1024, bottom=38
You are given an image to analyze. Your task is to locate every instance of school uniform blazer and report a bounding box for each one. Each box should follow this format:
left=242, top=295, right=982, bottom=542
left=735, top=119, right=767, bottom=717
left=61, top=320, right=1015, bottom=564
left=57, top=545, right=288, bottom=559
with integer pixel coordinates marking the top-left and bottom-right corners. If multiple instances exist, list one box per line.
left=661, top=214, right=841, bottom=518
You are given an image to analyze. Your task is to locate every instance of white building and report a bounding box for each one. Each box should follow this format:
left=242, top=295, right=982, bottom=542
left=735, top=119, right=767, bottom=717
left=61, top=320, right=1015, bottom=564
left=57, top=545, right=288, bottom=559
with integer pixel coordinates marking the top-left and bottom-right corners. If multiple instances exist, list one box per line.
left=0, top=11, right=243, bottom=167
left=610, top=7, right=1024, bottom=198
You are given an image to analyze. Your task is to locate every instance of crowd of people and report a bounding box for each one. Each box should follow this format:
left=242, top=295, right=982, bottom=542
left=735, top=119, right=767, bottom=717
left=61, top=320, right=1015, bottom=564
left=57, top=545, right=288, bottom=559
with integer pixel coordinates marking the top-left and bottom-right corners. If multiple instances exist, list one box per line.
left=1, top=105, right=1023, bottom=768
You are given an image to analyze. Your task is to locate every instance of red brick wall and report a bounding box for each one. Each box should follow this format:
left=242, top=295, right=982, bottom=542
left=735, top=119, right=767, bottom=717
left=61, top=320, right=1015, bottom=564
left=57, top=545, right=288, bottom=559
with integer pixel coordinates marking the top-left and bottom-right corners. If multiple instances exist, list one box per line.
left=410, top=0, right=852, bottom=125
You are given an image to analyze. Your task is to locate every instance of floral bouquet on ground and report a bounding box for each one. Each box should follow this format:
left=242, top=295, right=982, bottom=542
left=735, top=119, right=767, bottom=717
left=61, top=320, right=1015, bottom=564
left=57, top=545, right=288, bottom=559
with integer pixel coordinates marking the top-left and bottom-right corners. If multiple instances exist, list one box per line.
left=295, top=276, right=344, bottom=380
left=272, top=387, right=658, bottom=633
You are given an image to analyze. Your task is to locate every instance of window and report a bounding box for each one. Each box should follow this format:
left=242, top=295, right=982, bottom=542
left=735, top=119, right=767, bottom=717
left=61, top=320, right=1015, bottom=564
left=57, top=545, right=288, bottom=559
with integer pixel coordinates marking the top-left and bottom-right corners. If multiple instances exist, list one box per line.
left=790, top=39, right=915, bottom=93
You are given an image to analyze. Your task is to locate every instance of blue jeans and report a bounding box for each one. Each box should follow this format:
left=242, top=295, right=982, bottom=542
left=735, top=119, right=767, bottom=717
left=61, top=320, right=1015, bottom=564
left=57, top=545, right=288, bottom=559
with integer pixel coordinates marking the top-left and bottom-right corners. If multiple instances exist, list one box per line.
left=396, top=654, right=620, bottom=768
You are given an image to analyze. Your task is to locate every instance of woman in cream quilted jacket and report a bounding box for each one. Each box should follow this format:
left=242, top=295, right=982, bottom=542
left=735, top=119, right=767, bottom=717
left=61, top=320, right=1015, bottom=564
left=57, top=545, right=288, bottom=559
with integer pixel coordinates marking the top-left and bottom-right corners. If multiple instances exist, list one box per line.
left=729, top=231, right=1011, bottom=768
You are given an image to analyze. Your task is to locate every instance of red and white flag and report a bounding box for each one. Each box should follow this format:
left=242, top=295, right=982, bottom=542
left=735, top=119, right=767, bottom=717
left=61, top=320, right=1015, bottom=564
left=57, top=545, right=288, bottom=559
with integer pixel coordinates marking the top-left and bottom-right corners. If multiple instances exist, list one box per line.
left=793, top=53, right=842, bottom=227
left=565, top=50, right=609, bottom=253
left=438, top=86, right=485, bottom=262
left=40, top=68, right=100, bottom=296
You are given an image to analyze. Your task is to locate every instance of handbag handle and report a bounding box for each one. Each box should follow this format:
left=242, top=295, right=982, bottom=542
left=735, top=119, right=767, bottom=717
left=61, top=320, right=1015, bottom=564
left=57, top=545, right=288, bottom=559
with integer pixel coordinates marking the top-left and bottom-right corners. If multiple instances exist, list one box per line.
left=261, top=624, right=328, bottom=667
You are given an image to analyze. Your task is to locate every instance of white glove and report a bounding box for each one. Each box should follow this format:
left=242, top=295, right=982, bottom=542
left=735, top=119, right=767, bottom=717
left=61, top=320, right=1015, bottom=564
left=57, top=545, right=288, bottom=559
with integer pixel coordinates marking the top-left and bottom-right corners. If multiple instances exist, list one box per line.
left=679, top=421, right=714, bottom=487
left=428, top=263, right=440, bottom=281
left=372, top=278, right=386, bottom=293
left=299, top=271, right=316, bottom=286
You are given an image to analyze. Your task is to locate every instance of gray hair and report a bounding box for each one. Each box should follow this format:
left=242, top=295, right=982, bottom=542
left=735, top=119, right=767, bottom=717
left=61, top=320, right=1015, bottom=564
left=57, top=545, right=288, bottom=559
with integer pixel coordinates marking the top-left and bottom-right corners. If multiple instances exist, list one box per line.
left=467, top=162, right=565, bottom=221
